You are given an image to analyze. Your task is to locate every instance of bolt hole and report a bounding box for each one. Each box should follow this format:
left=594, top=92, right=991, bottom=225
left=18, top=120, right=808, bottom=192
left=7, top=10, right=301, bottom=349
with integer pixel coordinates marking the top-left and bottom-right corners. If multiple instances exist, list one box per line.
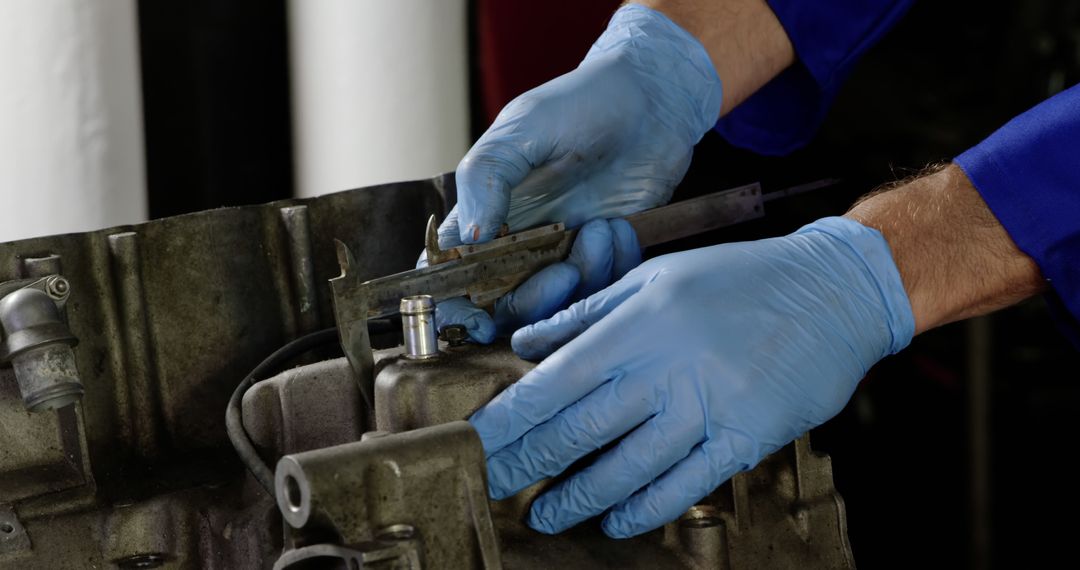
left=116, top=554, right=165, bottom=569
left=1, top=522, right=14, bottom=534
left=681, top=516, right=722, bottom=529
left=377, top=523, right=416, bottom=541
left=680, top=505, right=722, bottom=529
left=285, top=475, right=303, bottom=512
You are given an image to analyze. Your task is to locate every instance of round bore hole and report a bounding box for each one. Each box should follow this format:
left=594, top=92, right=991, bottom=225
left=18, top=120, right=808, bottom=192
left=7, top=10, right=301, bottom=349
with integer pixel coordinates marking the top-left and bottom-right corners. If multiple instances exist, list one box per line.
left=679, top=505, right=722, bottom=529
left=116, top=554, right=165, bottom=569
left=377, top=523, right=416, bottom=541
left=1, top=522, right=14, bottom=534
left=284, top=475, right=303, bottom=512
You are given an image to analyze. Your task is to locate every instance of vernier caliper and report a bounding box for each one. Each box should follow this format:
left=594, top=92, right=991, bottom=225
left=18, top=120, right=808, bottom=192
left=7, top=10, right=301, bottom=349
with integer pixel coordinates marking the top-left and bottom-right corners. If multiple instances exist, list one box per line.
left=328, top=178, right=834, bottom=399
left=332, top=179, right=833, bottom=321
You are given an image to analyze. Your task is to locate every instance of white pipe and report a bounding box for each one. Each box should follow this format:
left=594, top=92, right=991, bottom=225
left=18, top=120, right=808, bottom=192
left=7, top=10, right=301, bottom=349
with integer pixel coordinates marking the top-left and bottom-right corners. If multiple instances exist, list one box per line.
left=0, top=0, right=147, bottom=243
left=288, top=0, right=469, bottom=198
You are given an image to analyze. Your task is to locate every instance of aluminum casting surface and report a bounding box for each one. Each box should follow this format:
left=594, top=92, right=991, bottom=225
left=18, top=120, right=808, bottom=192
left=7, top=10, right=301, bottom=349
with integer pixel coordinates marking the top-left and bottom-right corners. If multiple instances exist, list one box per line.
left=0, top=171, right=855, bottom=569
left=0, top=173, right=450, bottom=568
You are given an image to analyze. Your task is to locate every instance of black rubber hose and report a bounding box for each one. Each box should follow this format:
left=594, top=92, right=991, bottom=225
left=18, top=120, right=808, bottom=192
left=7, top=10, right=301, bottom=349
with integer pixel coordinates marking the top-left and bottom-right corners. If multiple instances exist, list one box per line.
left=225, top=321, right=390, bottom=495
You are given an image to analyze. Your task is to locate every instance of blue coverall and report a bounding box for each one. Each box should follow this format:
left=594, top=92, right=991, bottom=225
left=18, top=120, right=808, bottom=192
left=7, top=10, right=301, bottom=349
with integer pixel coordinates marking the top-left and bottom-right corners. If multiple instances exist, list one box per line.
left=722, top=0, right=1080, bottom=340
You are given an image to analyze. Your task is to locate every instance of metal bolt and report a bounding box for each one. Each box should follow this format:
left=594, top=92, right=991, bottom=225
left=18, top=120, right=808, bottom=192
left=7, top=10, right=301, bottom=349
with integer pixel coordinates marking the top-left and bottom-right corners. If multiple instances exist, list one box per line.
left=439, top=324, right=469, bottom=347
left=45, top=276, right=70, bottom=299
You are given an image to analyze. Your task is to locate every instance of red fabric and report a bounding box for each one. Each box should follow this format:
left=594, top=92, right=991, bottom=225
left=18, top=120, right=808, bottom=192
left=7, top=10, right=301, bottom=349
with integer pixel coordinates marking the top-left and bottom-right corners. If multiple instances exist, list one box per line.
left=477, top=0, right=622, bottom=125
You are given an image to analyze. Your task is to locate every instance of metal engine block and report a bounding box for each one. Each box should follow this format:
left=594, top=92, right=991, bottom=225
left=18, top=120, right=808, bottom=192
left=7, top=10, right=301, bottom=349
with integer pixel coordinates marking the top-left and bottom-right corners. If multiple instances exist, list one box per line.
left=0, top=173, right=854, bottom=568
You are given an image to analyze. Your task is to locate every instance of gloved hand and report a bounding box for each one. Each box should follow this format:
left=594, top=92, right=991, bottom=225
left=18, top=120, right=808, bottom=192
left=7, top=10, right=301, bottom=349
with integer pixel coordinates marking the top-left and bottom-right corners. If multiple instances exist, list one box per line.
left=444, top=4, right=722, bottom=246
left=417, top=218, right=641, bottom=343
left=425, top=4, right=718, bottom=343
left=469, top=217, right=915, bottom=538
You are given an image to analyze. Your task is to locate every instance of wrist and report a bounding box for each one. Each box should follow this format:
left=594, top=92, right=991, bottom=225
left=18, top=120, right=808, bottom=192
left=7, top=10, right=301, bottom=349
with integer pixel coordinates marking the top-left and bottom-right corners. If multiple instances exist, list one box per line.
left=588, top=4, right=722, bottom=138
left=844, top=164, right=1046, bottom=334
left=794, top=217, right=915, bottom=357
left=632, top=0, right=795, bottom=115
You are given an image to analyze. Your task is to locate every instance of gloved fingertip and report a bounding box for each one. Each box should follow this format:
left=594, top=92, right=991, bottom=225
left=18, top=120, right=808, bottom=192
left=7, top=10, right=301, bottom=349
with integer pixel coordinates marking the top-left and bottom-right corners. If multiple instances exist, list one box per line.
left=468, top=405, right=510, bottom=455
left=578, top=218, right=614, bottom=242
left=600, top=515, right=634, bottom=539
left=510, top=323, right=553, bottom=361
left=488, top=486, right=513, bottom=502
left=485, top=462, right=514, bottom=501
left=510, top=308, right=580, bottom=360
left=465, top=314, right=497, bottom=344
left=435, top=298, right=496, bottom=344
left=459, top=223, right=482, bottom=245
left=437, top=206, right=464, bottom=250
left=609, top=218, right=643, bottom=279
left=495, top=263, right=580, bottom=333
left=607, top=217, right=637, bottom=241
left=546, top=262, right=583, bottom=293
left=609, top=219, right=639, bottom=278
left=568, top=219, right=615, bottom=298
left=527, top=502, right=561, bottom=535
left=455, top=152, right=515, bottom=244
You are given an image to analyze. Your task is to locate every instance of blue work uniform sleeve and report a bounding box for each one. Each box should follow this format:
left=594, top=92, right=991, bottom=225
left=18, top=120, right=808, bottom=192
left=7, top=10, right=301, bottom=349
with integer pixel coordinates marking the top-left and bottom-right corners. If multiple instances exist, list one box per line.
left=954, top=84, right=1080, bottom=345
left=715, top=0, right=914, bottom=155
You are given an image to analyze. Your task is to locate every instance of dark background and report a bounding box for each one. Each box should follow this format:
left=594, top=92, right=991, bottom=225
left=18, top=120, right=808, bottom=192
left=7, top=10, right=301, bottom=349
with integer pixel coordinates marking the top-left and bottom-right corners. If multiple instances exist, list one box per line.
left=138, top=0, right=294, bottom=218
left=136, top=1, right=1080, bottom=568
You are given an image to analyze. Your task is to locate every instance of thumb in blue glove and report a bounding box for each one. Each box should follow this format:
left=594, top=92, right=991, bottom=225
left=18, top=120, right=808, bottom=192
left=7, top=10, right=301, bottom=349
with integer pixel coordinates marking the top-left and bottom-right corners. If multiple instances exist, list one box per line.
left=469, top=217, right=915, bottom=538
left=416, top=217, right=642, bottom=343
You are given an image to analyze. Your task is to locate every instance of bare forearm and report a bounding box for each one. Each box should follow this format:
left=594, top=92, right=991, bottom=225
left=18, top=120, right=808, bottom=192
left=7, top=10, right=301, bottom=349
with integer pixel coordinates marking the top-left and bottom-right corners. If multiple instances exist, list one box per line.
left=632, top=0, right=795, bottom=116
left=845, top=164, right=1046, bottom=334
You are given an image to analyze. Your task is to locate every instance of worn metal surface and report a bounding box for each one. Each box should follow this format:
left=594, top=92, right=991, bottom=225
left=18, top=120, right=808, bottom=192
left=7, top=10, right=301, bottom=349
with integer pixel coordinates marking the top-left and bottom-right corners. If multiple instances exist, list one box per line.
left=0, top=170, right=854, bottom=569
left=275, top=421, right=500, bottom=569
left=242, top=356, right=367, bottom=462
left=263, top=340, right=855, bottom=569
left=373, top=343, right=533, bottom=433
left=0, top=367, right=91, bottom=506
left=0, top=173, right=450, bottom=568
left=372, top=341, right=853, bottom=569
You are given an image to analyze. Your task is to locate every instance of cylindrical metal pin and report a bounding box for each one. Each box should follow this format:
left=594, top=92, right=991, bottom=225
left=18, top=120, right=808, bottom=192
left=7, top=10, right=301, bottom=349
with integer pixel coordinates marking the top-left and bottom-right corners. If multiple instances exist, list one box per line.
left=400, top=295, right=438, bottom=359
left=0, top=288, right=83, bottom=411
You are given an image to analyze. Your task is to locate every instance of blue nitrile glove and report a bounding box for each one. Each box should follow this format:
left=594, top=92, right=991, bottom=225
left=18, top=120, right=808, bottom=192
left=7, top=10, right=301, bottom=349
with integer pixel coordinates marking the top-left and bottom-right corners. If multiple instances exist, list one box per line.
left=469, top=217, right=915, bottom=538
left=443, top=4, right=722, bottom=246
left=416, top=218, right=641, bottom=343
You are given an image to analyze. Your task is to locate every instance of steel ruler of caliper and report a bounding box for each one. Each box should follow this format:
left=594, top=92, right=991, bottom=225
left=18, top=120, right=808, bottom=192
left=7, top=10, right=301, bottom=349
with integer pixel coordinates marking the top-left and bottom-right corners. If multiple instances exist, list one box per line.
left=330, top=179, right=833, bottom=322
